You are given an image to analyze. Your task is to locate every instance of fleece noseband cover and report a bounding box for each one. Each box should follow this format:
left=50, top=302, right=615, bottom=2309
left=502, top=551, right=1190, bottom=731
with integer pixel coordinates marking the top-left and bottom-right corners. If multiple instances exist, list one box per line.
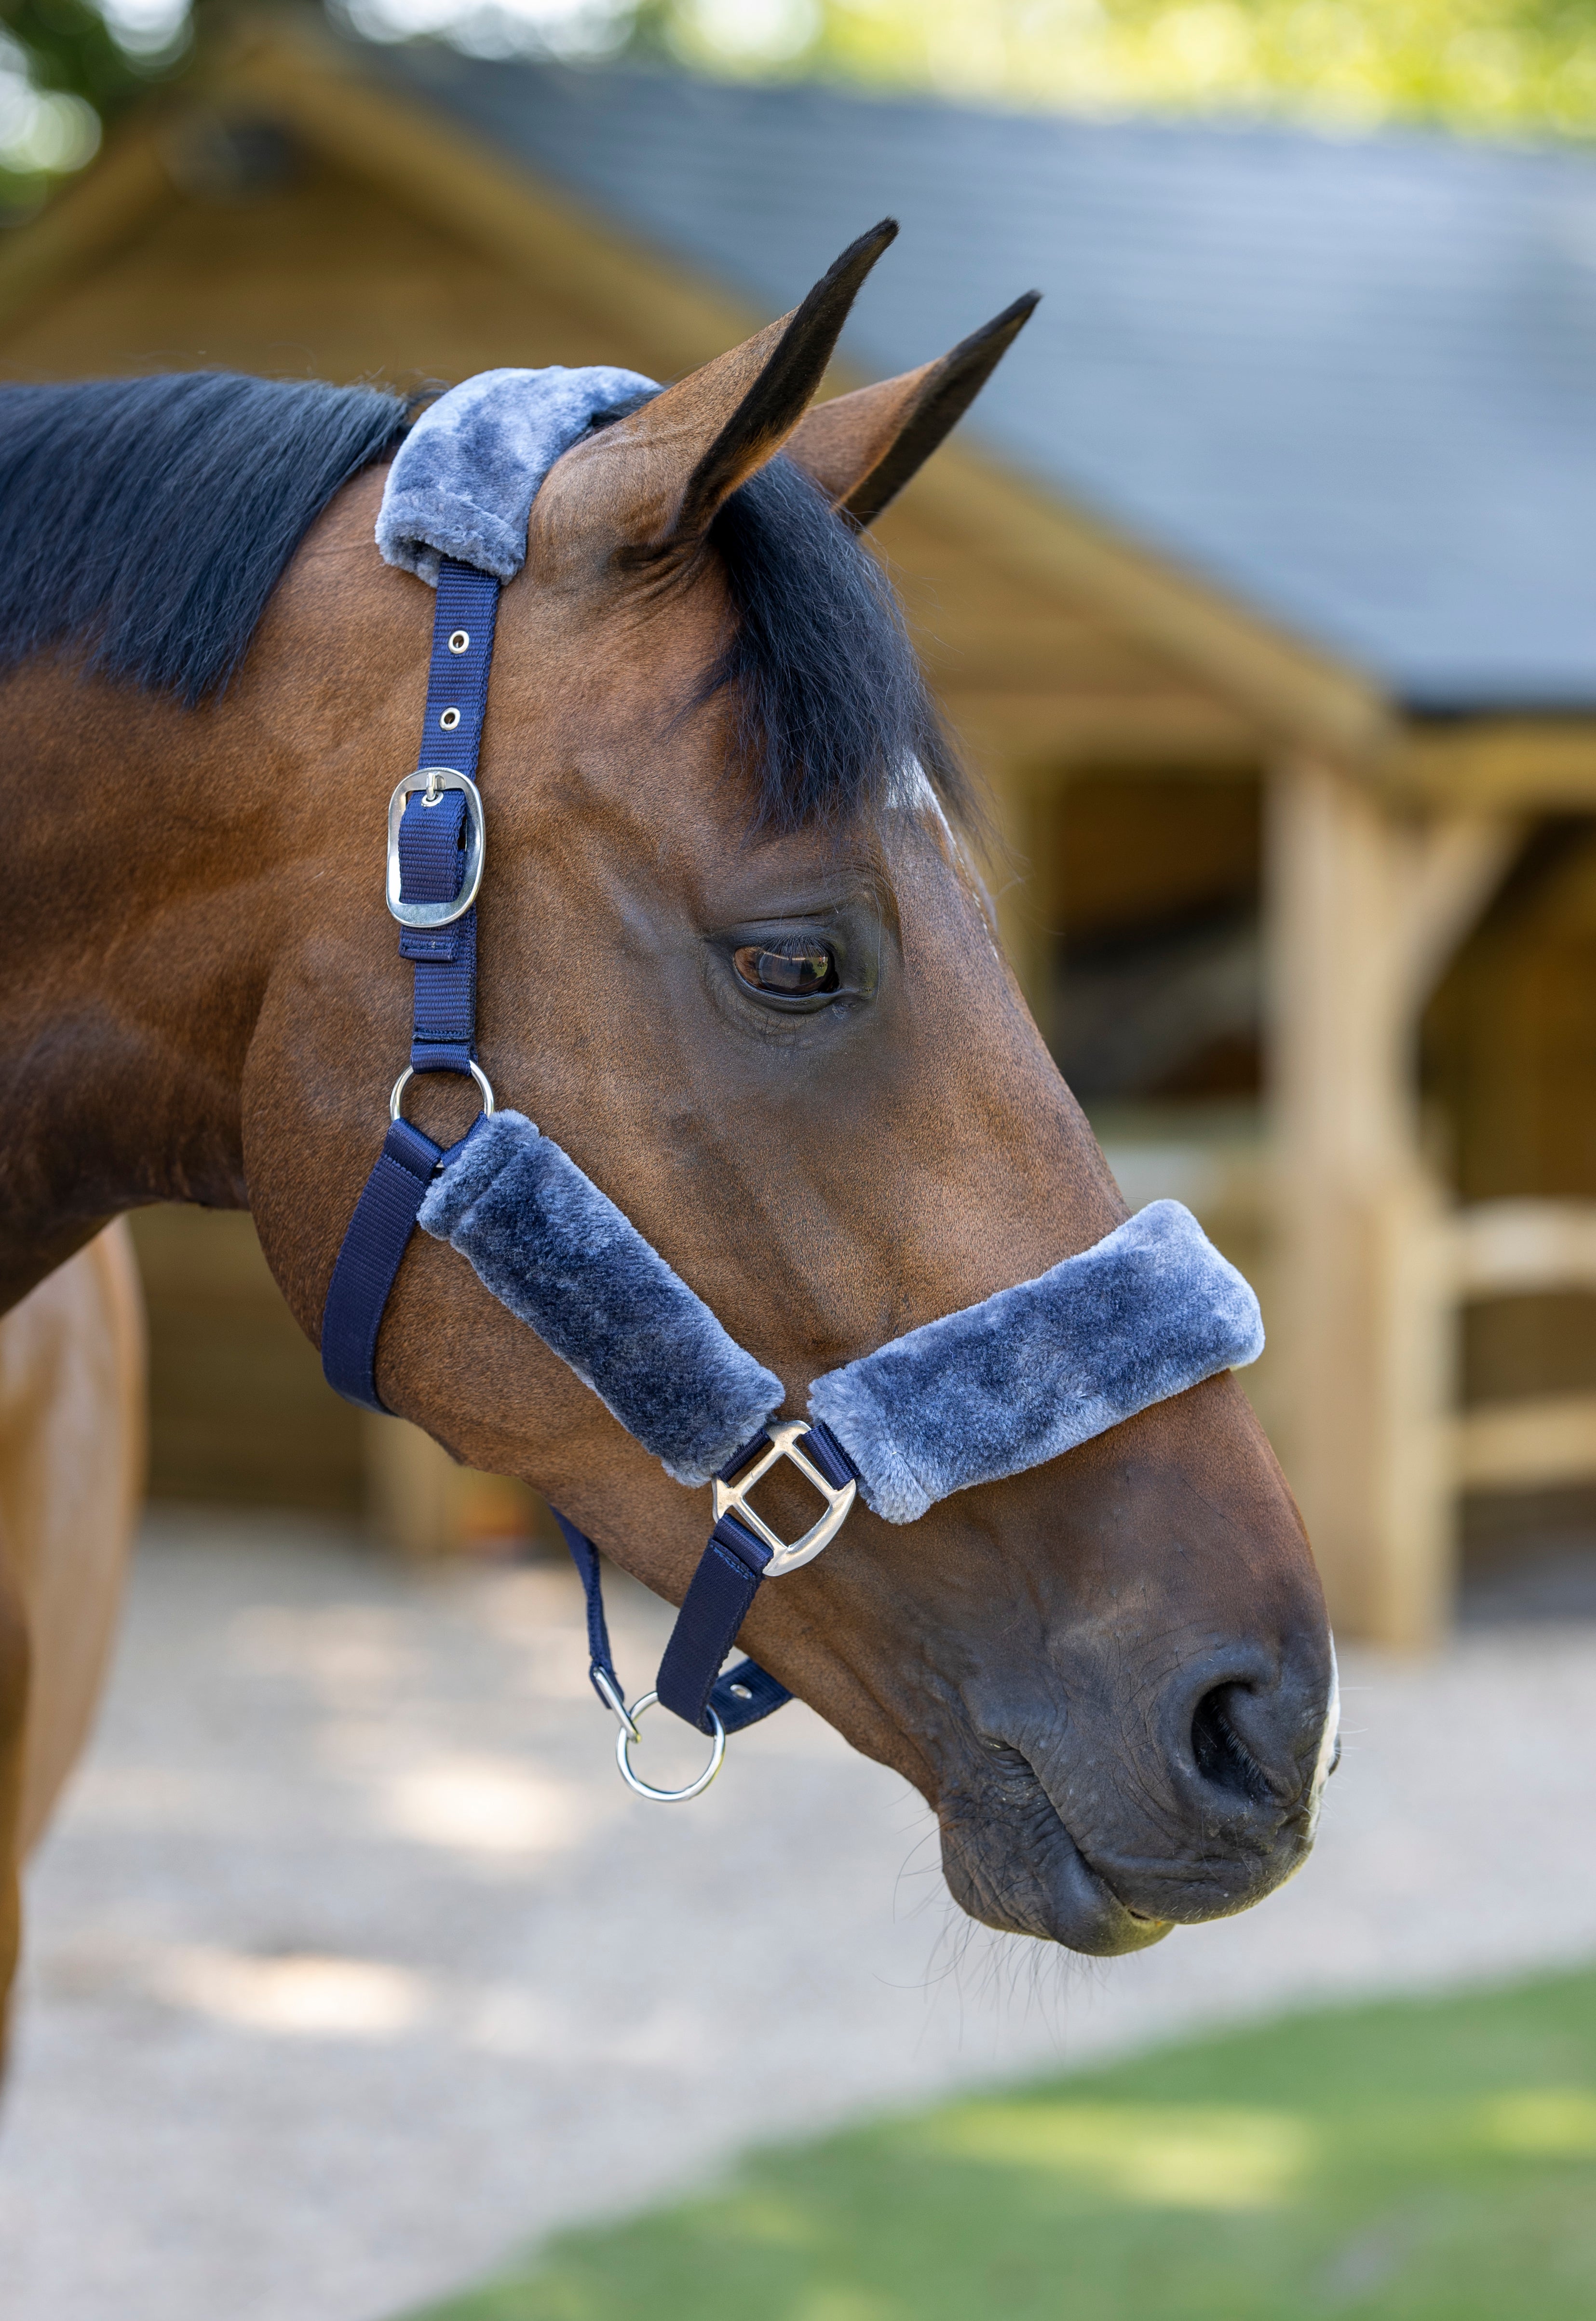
left=419, top=1112, right=1263, bottom=1520
left=806, top=1199, right=1264, bottom=1521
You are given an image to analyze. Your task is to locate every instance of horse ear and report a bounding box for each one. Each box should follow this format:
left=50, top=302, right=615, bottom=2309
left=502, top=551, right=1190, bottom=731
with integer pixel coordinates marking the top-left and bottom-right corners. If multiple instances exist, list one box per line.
left=785, top=293, right=1040, bottom=528
left=598, top=220, right=898, bottom=555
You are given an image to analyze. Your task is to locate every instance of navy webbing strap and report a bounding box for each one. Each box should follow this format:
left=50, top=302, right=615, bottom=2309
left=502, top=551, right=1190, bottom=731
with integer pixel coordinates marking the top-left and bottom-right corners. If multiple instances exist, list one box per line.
left=646, top=1420, right=854, bottom=1734
left=787, top=1419, right=858, bottom=1498
left=320, top=1118, right=446, bottom=1412
left=397, top=562, right=499, bottom=1072
left=656, top=1513, right=774, bottom=1731
left=554, top=1505, right=794, bottom=1738
left=321, top=558, right=500, bottom=1410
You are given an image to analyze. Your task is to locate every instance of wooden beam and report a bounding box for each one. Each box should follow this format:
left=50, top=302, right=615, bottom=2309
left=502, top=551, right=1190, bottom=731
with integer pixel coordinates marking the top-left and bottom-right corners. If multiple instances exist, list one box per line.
left=1456, top=1392, right=1596, bottom=1493
left=935, top=689, right=1257, bottom=771
left=215, top=27, right=772, bottom=383
left=900, top=455, right=1393, bottom=772
left=1448, top=1200, right=1596, bottom=1298
left=1397, top=814, right=1524, bottom=1015
left=1267, top=764, right=1544, bottom=1642
left=1393, top=719, right=1596, bottom=810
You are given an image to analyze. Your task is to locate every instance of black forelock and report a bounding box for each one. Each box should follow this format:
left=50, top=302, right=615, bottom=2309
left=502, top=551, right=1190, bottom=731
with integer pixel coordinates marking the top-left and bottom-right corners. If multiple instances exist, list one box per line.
left=703, top=451, right=966, bottom=834
left=585, top=391, right=966, bottom=833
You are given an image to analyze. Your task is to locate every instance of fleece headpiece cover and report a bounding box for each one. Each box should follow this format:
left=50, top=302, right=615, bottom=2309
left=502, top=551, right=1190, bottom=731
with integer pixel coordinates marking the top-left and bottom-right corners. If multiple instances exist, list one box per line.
left=376, top=364, right=657, bottom=586
left=418, top=1112, right=1264, bottom=1520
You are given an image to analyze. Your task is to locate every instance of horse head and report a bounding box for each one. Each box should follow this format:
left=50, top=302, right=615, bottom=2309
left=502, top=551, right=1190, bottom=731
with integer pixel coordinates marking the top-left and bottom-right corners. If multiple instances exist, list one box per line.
left=226, top=227, right=1337, bottom=1955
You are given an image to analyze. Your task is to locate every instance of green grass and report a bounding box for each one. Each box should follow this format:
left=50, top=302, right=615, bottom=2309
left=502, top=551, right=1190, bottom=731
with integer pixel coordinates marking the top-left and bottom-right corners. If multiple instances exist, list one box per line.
left=408, top=1966, right=1596, bottom=2321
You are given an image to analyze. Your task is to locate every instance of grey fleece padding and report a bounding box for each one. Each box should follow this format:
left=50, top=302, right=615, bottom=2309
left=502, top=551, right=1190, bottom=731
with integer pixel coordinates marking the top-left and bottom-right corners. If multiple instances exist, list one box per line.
left=807, top=1200, right=1264, bottom=1523
left=417, top=1112, right=782, bottom=1487
left=376, top=365, right=656, bottom=585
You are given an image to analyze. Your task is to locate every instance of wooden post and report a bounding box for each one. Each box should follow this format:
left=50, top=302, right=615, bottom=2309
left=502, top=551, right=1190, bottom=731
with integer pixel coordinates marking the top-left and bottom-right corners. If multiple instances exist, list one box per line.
left=360, top=1412, right=551, bottom=1559
left=1266, top=758, right=1517, bottom=1644
left=361, top=1412, right=461, bottom=1559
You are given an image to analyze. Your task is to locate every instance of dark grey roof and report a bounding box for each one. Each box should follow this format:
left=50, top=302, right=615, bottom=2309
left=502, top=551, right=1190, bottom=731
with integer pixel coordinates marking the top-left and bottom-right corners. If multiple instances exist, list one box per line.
left=379, top=46, right=1596, bottom=710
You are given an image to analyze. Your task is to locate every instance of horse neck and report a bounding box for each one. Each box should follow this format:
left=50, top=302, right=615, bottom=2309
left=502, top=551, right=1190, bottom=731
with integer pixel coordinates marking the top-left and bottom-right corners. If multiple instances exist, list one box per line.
left=0, top=654, right=328, bottom=1312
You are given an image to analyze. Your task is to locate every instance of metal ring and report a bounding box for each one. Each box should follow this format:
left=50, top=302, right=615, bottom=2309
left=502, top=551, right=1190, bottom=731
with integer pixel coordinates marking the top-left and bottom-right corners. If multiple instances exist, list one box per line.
left=390, top=1060, right=495, bottom=1123
left=616, top=1692, right=726, bottom=1804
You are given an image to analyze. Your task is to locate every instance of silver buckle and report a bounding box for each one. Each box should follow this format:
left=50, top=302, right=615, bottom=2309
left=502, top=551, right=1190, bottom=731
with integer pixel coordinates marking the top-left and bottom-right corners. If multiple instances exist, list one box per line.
left=386, top=768, right=486, bottom=929
left=712, top=1419, right=857, bottom=1577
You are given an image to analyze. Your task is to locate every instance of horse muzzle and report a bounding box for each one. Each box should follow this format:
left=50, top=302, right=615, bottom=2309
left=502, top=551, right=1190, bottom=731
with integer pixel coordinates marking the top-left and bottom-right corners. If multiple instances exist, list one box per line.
left=933, top=1630, right=1339, bottom=1955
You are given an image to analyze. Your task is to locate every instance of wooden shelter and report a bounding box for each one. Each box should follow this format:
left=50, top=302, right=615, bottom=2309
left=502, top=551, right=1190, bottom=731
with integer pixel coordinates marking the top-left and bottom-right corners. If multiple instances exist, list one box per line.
left=6, top=19, right=1595, bottom=1634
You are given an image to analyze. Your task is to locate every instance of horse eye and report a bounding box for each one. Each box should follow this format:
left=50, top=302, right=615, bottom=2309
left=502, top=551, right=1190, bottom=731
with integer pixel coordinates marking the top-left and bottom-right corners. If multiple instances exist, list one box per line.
left=732, top=943, right=839, bottom=997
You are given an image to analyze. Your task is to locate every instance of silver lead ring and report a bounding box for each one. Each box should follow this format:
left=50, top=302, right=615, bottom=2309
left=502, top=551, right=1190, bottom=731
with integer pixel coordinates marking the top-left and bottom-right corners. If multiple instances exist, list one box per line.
left=390, top=1060, right=495, bottom=1123
left=616, top=1691, right=726, bottom=1804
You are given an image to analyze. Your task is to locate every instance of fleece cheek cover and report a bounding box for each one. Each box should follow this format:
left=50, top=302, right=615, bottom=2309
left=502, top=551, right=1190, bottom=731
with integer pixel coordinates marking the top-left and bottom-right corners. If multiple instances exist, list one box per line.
left=417, top=1112, right=782, bottom=1488
left=806, top=1199, right=1264, bottom=1523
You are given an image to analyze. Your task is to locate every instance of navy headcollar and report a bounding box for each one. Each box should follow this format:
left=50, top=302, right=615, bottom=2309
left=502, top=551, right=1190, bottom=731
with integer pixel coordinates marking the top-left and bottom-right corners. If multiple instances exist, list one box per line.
left=322, top=367, right=1264, bottom=1804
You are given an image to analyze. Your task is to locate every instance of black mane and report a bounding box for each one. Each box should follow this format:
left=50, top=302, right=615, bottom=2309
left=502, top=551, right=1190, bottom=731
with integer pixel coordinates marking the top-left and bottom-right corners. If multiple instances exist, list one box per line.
left=0, top=371, right=964, bottom=829
left=0, top=374, right=413, bottom=703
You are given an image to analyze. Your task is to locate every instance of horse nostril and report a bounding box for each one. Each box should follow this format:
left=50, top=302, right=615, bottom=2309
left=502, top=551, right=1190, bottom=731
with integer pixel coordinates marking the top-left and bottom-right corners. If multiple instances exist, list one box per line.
left=1190, top=1684, right=1277, bottom=1807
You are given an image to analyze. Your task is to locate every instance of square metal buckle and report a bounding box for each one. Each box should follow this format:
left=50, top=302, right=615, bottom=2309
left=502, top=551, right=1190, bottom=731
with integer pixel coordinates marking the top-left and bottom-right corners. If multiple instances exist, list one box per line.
left=712, top=1420, right=857, bottom=1577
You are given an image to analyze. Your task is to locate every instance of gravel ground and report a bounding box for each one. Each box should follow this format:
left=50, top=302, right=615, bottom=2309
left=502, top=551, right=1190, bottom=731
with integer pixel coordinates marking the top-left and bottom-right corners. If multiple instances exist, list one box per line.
left=3, top=1511, right=1596, bottom=2321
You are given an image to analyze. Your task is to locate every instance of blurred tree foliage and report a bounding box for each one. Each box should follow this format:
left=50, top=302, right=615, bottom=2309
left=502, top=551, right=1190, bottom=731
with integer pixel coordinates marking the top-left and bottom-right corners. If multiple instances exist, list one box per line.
left=9, top=0, right=1596, bottom=221
left=641, top=0, right=1596, bottom=134
left=4, top=0, right=157, bottom=109
left=0, top=0, right=196, bottom=212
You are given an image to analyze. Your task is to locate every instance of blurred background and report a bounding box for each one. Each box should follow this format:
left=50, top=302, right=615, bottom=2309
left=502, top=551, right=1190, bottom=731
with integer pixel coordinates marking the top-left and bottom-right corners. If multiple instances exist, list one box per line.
left=5, top=4, right=1596, bottom=2318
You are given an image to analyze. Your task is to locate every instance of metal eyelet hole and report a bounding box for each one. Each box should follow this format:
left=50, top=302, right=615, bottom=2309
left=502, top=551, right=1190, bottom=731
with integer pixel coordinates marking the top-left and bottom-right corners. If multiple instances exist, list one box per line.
left=439, top=707, right=461, bottom=731
left=448, top=630, right=470, bottom=654
left=729, top=1683, right=752, bottom=1701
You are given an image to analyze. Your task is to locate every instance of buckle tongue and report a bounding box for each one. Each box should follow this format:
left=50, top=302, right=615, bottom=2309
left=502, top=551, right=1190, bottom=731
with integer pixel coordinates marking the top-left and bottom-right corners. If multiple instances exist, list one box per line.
left=712, top=1420, right=857, bottom=1576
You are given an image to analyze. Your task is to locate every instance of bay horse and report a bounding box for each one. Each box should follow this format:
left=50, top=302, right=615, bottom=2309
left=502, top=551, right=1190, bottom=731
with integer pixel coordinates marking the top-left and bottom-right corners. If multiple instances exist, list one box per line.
left=0, top=228, right=1336, bottom=2055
